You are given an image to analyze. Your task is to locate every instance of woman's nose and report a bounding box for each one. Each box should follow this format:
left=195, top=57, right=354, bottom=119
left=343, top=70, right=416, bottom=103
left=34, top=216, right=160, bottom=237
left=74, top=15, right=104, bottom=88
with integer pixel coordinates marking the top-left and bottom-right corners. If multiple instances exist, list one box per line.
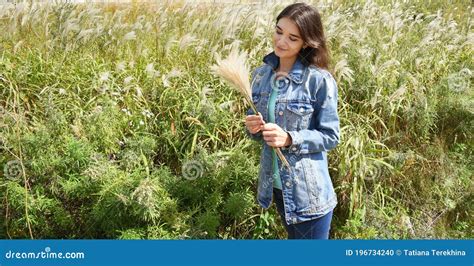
left=277, top=38, right=288, bottom=47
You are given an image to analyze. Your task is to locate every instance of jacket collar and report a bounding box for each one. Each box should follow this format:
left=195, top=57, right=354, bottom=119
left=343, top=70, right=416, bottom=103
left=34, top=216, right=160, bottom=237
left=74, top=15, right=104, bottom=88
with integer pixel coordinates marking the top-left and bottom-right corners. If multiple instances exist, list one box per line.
left=263, top=51, right=305, bottom=84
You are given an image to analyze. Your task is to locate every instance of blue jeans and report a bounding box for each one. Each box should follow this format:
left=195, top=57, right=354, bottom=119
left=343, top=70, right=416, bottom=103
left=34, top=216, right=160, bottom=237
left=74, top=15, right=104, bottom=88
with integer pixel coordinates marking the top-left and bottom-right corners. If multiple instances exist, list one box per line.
left=273, top=188, right=333, bottom=239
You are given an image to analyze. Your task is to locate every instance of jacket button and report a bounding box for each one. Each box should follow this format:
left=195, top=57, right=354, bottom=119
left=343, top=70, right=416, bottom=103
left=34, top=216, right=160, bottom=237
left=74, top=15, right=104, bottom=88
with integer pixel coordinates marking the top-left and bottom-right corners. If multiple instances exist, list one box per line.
left=285, top=181, right=292, bottom=188
left=292, top=147, right=297, bottom=151
left=278, top=111, right=283, bottom=116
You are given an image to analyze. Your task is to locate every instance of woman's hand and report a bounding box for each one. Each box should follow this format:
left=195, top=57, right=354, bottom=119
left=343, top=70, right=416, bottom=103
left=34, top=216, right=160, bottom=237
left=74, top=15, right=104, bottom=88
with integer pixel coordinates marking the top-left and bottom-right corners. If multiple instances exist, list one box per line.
left=262, top=123, right=292, bottom=148
left=245, top=113, right=265, bottom=134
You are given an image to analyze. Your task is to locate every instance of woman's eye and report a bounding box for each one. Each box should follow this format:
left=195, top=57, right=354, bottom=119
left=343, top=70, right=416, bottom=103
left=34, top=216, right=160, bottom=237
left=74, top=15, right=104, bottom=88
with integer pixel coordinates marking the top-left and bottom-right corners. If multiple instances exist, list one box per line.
left=275, top=30, right=296, bottom=41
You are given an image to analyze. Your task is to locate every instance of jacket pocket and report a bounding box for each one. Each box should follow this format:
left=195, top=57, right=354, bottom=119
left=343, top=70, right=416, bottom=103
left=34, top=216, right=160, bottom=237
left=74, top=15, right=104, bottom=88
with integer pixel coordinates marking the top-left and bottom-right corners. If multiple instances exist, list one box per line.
left=285, top=101, right=314, bottom=131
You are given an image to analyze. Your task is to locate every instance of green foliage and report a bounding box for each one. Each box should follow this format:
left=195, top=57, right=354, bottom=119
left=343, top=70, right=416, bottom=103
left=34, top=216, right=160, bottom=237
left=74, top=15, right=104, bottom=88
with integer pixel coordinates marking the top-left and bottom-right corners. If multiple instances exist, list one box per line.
left=195, top=211, right=221, bottom=238
left=253, top=210, right=285, bottom=240
left=223, top=191, right=255, bottom=220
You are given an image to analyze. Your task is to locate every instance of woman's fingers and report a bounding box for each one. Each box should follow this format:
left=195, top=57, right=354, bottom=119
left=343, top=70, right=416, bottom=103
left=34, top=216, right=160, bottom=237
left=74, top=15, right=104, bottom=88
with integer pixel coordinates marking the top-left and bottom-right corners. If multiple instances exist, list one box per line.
left=249, top=126, right=263, bottom=134
left=263, top=132, right=277, bottom=139
left=246, top=120, right=263, bottom=129
left=246, top=115, right=264, bottom=126
left=247, top=115, right=263, bottom=122
left=256, top=113, right=265, bottom=124
left=246, top=116, right=286, bottom=147
left=262, top=123, right=286, bottom=146
left=262, top=123, right=280, bottom=131
left=246, top=115, right=265, bottom=133
left=251, top=125, right=263, bottom=133
left=249, top=113, right=265, bottom=124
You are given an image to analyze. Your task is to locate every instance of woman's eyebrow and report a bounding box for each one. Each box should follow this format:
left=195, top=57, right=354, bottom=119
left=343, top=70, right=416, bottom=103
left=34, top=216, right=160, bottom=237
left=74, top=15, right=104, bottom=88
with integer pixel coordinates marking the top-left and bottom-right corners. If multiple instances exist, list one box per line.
left=276, top=25, right=301, bottom=39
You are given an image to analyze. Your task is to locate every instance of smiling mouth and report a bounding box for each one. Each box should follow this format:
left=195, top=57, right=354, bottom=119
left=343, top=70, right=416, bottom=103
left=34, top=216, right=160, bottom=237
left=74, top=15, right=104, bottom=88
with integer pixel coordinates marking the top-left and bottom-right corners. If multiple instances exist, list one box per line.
left=277, top=47, right=287, bottom=51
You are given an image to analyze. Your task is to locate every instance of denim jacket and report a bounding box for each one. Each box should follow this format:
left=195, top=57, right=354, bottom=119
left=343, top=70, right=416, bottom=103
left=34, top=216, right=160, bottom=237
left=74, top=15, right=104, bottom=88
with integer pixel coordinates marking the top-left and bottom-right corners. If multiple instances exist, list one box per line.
left=245, top=51, right=340, bottom=225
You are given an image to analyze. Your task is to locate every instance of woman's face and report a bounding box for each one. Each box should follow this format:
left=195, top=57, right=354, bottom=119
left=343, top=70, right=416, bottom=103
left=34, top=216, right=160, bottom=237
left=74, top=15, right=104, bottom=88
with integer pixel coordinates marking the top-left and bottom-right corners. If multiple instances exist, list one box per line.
left=273, top=17, right=306, bottom=60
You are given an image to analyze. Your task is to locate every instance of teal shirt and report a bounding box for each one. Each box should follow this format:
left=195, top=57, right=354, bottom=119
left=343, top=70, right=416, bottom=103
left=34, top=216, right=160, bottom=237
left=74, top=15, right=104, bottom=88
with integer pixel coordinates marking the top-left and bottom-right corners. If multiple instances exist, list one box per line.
left=268, top=81, right=282, bottom=190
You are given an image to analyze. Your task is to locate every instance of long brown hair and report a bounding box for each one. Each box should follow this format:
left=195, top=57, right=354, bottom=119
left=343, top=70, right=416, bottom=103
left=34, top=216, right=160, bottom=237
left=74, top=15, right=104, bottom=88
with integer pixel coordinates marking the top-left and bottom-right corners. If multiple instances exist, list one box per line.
left=276, top=3, right=330, bottom=70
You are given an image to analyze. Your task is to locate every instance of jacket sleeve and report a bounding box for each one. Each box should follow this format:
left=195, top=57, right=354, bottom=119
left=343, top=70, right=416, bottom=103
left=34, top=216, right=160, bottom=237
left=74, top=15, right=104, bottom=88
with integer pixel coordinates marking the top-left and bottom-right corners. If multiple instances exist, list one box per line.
left=285, top=74, right=340, bottom=154
left=245, top=68, right=263, bottom=142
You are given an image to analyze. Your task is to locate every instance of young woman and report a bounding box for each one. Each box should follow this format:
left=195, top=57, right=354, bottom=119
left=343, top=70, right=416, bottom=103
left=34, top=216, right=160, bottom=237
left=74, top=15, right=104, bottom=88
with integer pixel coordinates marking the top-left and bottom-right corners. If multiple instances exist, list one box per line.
left=245, top=3, right=340, bottom=239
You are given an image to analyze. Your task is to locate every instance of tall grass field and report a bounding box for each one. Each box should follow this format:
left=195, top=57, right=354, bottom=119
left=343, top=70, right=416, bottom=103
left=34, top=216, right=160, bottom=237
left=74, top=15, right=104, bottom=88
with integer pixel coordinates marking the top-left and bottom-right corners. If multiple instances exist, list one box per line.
left=0, top=0, right=472, bottom=239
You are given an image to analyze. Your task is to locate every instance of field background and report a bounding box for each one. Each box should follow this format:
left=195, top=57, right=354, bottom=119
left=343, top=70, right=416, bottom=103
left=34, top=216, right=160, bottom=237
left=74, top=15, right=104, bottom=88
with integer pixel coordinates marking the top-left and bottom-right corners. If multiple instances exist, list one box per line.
left=0, top=0, right=472, bottom=239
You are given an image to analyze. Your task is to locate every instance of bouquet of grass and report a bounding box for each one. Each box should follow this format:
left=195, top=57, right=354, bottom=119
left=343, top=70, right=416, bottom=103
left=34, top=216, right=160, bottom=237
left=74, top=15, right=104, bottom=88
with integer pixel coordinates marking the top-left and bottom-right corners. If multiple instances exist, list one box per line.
left=211, top=47, right=291, bottom=171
